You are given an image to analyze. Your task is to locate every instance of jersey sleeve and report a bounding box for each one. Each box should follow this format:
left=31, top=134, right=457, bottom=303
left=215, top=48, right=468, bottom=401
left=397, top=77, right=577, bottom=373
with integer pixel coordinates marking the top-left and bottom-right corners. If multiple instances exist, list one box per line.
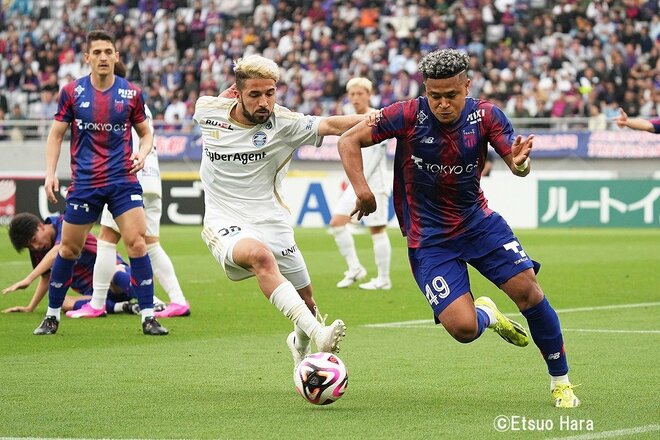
left=485, top=104, right=516, bottom=157
left=129, top=87, right=147, bottom=126
left=650, top=118, right=660, bottom=134
left=371, top=101, right=410, bottom=144
left=193, top=96, right=226, bottom=124
left=277, top=106, right=321, bottom=148
left=54, top=84, right=74, bottom=123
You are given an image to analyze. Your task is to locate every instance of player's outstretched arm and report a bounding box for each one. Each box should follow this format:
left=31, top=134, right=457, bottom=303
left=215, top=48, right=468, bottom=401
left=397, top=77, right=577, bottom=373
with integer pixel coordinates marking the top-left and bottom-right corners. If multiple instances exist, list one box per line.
left=338, top=120, right=378, bottom=220
left=2, top=275, right=49, bottom=313
left=615, top=108, right=654, bottom=132
left=44, top=120, right=68, bottom=204
left=3, top=245, right=59, bottom=295
left=318, top=114, right=366, bottom=137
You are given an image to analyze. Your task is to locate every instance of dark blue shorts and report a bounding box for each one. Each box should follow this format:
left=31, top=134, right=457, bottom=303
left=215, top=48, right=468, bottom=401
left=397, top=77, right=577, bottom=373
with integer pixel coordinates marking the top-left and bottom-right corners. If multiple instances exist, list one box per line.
left=64, top=182, right=144, bottom=225
left=408, top=213, right=539, bottom=322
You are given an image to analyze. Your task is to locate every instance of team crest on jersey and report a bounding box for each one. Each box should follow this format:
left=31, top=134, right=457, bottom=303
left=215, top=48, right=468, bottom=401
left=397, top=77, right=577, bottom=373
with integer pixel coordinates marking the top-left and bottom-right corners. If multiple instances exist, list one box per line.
left=463, top=129, right=477, bottom=148
left=74, top=85, right=85, bottom=96
left=417, top=110, right=428, bottom=125
left=114, top=99, right=124, bottom=113
left=252, top=131, right=267, bottom=147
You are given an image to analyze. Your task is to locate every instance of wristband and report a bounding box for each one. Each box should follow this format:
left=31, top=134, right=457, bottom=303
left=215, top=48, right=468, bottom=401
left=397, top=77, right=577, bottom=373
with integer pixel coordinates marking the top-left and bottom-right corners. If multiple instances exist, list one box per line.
left=514, top=158, right=529, bottom=172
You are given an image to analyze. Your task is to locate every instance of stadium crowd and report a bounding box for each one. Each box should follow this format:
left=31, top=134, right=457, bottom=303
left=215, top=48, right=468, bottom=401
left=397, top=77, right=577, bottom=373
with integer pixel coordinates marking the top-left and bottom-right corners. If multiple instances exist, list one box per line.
left=0, top=0, right=658, bottom=133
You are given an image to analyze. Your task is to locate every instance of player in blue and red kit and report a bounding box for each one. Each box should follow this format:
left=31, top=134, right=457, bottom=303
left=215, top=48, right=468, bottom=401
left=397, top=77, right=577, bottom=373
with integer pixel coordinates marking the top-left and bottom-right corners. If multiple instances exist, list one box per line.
left=338, top=49, right=580, bottom=408
left=3, top=213, right=136, bottom=314
left=615, top=108, right=660, bottom=133
left=34, top=29, right=167, bottom=336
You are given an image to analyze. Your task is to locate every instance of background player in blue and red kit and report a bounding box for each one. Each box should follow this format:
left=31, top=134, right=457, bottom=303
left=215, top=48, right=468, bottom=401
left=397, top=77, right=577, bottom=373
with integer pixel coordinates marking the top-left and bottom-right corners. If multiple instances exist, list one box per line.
left=34, top=29, right=168, bottom=336
left=615, top=108, right=660, bottom=133
left=3, top=213, right=137, bottom=315
left=338, top=49, right=580, bottom=408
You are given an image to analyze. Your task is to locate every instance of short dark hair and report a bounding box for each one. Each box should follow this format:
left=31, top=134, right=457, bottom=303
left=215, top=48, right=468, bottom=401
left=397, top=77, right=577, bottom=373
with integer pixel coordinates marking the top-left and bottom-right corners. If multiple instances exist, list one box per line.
left=8, top=213, right=41, bottom=252
left=418, top=49, right=470, bottom=80
left=86, top=29, right=115, bottom=51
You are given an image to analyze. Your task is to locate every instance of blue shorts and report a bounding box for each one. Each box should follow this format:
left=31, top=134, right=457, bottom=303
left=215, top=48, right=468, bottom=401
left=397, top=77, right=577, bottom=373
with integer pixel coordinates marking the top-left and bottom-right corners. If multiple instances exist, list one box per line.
left=408, top=213, right=540, bottom=323
left=64, top=182, right=144, bottom=225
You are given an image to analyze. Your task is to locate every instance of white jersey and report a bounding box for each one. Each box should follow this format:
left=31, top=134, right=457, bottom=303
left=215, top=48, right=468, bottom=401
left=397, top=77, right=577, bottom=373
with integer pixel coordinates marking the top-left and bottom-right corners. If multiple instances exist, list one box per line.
left=350, top=107, right=389, bottom=195
left=361, top=135, right=389, bottom=195
left=133, top=104, right=161, bottom=196
left=193, top=96, right=322, bottom=224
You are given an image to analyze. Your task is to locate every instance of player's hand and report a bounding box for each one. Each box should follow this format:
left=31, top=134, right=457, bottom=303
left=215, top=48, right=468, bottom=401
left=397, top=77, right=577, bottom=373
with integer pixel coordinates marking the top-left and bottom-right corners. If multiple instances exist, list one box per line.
left=350, top=191, right=377, bottom=220
left=511, top=134, right=533, bottom=167
left=365, top=110, right=382, bottom=127
left=3, top=279, right=31, bottom=294
left=129, top=152, right=145, bottom=174
left=219, top=83, right=239, bottom=99
left=615, top=108, right=628, bottom=128
left=2, top=305, right=32, bottom=313
left=44, top=174, right=59, bottom=204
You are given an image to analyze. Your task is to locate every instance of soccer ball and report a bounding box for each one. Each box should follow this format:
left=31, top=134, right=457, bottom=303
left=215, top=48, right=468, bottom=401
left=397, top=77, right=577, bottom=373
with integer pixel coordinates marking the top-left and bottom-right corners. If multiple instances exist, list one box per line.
left=294, top=352, right=348, bottom=405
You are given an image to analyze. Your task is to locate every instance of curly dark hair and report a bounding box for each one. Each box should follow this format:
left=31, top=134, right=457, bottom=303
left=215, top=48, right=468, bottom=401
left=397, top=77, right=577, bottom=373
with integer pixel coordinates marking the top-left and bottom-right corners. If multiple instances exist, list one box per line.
left=418, top=49, right=470, bottom=80
left=8, top=212, right=41, bottom=252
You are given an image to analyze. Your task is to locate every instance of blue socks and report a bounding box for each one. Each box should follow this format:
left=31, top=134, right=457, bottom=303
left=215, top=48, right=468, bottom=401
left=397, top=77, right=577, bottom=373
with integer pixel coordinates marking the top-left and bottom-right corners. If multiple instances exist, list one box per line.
left=522, top=297, right=568, bottom=376
left=111, top=267, right=132, bottom=292
left=475, top=307, right=491, bottom=338
left=129, top=255, right=154, bottom=312
left=48, top=254, right=75, bottom=309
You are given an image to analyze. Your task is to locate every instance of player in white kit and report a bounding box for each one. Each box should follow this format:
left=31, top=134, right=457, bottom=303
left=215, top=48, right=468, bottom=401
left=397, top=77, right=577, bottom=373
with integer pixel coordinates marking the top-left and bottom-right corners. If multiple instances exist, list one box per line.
left=68, top=61, right=190, bottom=319
left=194, top=55, right=367, bottom=369
left=330, top=78, right=392, bottom=290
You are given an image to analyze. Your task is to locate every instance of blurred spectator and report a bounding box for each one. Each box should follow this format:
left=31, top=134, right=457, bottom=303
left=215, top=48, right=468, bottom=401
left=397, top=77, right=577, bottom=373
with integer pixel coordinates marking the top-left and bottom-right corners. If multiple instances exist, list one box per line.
left=0, top=0, right=657, bottom=133
left=588, top=104, right=608, bottom=130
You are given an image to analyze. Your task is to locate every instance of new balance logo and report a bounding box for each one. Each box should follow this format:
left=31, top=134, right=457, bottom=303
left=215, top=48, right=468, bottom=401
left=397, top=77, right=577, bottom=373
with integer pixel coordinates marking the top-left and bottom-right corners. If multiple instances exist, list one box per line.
left=547, top=352, right=561, bottom=360
left=80, top=102, right=90, bottom=108
left=139, top=279, right=153, bottom=286
left=420, top=136, right=435, bottom=144
left=50, top=282, right=63, bottom=288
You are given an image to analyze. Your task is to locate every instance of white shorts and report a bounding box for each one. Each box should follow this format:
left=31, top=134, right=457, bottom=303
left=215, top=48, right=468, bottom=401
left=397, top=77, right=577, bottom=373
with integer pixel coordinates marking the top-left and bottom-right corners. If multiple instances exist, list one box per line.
left=201, top=219, right=311, bottom=289
left=100, top=193, right=162, bottom=237
left=333, top=185, right=389, bottom=227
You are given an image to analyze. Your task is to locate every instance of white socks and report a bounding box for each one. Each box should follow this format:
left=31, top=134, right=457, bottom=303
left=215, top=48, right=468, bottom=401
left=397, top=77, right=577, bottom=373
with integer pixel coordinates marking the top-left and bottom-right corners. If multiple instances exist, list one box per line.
left=372, top=231, right=391, bottom=280
left=476, top=304, right=497, bottom=328
left=147, top=242, right=186, bottom=304
left=91, top=240, right=117, bottom=309
left=332, top=226, right=361, bottom=270
left=47, top=307, right=61, bottom=321
left=551, top=374, right=570, bottom=390
left=269, top=281, right=321, bottom=339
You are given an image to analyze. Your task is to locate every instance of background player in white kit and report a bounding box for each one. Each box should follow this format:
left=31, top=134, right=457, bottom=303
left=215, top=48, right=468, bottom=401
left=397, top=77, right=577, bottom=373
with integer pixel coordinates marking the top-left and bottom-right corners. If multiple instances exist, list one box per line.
left=194, top=55, right=368, bottom=368
left=330, top=78, right=392, bottom=290
left=68, top=60, right=190, bottom=319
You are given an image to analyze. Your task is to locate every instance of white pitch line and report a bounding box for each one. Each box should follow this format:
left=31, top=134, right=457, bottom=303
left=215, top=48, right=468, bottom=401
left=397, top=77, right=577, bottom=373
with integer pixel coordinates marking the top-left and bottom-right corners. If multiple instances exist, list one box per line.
left=562, top=328, right=660, bottom=334
left=546, top=423, right=660, bottom=440
left=363, top=301, right=660, bottom=328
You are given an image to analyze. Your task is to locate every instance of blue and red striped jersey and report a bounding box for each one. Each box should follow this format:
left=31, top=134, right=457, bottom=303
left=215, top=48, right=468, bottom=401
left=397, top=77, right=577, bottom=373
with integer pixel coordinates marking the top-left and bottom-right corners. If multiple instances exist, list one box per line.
left=29, top=215, right=126, bottom=295
left=371, top=96, right=515, bottom=248
left=54, top=75, right=147, bottom=189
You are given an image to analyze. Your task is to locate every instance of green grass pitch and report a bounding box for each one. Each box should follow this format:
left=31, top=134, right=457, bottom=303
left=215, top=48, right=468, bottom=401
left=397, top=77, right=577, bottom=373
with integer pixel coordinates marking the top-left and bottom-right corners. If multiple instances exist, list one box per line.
left=0, top=226, right=658, bottom=439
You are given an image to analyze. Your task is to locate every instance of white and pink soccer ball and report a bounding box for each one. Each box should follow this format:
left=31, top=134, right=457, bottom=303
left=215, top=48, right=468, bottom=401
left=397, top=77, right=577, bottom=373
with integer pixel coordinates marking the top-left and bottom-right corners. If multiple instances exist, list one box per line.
left=294, top=352, right=348, bottom=405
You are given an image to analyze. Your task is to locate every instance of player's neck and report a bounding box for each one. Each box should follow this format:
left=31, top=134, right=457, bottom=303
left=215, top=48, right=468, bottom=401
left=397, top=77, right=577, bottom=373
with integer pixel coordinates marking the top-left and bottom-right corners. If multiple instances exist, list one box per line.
left=89, top=73, right=115, bottom=92
left=229, top=103, right=257, bottom=126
